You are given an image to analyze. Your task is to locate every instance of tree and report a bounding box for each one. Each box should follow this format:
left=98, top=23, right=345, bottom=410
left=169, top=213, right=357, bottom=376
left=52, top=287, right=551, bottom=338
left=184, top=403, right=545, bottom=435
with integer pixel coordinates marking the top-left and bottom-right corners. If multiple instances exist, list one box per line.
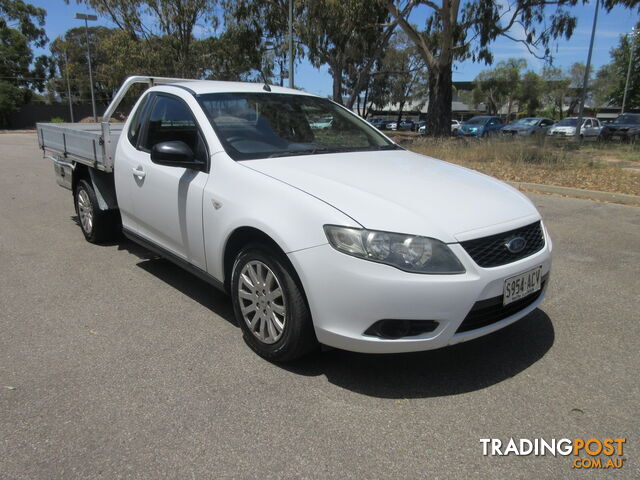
left=299, top=0, right=392, bottom=104
left=517, top=71, right=543, bottom=116
left=377, top=32, right=428, bottom=123
left=69, top=0, right=219, bottom=76
left=471, top=58, right=526, bottom=118
left=49, top=26, right=120, bottom=106
left=564, top=62, right=591, bottom=115
left=0, top=0, right=51, bottom=126
left=595, top=29, right=640, bottom=109
left=385, top=0, right=583, bottom=136
left=540, top=66, right=570, bottom=118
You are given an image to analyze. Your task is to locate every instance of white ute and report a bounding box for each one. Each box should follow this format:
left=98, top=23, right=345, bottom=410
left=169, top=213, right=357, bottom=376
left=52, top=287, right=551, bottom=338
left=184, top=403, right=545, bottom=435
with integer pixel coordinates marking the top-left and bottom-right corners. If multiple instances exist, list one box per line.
left=38, top=76, right=552, bottom=361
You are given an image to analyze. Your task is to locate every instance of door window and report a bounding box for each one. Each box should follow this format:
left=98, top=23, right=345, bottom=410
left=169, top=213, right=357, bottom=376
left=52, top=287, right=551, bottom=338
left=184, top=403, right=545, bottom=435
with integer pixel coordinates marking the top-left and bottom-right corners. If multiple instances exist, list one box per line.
left=142, top=95, right=207, bottom=161
left=127, top=94, right=151, bottom=148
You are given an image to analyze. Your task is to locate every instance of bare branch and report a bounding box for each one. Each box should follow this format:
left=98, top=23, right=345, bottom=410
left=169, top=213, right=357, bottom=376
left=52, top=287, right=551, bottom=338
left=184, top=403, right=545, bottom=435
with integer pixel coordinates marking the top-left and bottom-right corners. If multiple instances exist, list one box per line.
left=385, top=0, right=436, bottom=67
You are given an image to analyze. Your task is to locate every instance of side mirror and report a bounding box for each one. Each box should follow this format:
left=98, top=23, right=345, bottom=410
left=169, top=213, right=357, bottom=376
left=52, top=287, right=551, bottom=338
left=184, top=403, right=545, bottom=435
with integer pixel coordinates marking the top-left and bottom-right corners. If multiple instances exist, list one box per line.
left=150, top=141, right=204, bottom=170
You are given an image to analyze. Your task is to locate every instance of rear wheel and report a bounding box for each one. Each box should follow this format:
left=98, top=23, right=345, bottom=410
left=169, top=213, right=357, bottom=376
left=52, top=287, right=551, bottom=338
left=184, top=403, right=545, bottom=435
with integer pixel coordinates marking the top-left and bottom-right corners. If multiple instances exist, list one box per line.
left=231, top=245, right=318, bottom=362
left=74, top=179, right=119, bottom=243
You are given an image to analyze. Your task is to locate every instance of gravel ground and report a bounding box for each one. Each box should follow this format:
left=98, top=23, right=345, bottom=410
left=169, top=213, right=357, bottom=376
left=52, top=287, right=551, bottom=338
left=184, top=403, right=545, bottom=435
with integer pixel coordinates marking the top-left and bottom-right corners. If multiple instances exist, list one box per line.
left=1, top=133, right=639, bottom=479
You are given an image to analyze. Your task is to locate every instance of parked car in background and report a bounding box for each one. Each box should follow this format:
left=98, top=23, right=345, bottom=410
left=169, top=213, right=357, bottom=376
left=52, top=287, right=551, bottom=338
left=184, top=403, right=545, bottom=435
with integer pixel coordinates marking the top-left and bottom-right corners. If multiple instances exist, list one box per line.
left=414, top=121, right=426, bottom=132
left=418, top=119, right=461, bottom=135
left=501, top=117, right=555, bottom=136
left=600, top=113, right=640, bottom=142
left=368, top=118, right=389, bottom=130
left=455, top=116, right=504, bottom=137
left=397, top=120, right=415, bottom=131
left=387, top=121, right=398, bottom=131
left=547, top=117, right=601, bottom=139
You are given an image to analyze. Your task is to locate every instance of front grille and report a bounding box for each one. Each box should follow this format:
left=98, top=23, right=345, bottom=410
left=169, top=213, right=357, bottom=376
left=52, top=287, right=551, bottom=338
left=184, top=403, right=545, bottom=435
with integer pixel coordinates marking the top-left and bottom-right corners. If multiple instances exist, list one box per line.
left=460, top=221, right=545, bottom=268
left=456, top=276, right=547, bottom=333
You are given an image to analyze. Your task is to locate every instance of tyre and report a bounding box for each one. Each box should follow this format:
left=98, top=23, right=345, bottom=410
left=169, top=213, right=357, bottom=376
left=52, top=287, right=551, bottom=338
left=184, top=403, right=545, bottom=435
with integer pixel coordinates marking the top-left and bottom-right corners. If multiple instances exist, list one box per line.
left=74, top=179, right=119, bottom=243
left=231, top=245, right=318, bottom=362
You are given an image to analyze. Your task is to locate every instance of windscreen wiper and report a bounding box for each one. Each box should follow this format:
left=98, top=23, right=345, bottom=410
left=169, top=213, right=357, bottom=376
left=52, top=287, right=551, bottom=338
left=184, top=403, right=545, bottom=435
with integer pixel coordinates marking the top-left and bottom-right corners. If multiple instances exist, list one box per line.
left=268, top=147, right=342, bottom=158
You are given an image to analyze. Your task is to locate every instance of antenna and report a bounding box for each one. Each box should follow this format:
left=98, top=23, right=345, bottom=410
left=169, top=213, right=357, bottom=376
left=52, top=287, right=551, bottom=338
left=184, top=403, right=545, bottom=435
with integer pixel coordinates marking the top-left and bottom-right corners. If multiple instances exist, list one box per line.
left=258, top=68, right=271, bottom=92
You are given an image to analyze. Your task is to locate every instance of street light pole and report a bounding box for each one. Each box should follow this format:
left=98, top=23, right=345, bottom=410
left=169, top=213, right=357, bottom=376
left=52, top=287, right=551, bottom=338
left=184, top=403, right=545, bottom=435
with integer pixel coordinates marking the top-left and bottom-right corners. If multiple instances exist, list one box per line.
left=621, top=27, right=638, bottom=114
left=64, top=51, right=74, bottom=122
left=288, top=0, right=294, bottom=88
left=75, top=13, right=98, bottom=122
left=575, top=0, right=600, bottom=141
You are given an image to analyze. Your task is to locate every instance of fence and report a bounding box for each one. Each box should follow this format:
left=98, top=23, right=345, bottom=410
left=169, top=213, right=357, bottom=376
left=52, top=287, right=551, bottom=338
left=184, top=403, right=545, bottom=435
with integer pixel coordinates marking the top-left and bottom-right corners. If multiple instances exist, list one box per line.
left=8, top=103, right=109, bottom=129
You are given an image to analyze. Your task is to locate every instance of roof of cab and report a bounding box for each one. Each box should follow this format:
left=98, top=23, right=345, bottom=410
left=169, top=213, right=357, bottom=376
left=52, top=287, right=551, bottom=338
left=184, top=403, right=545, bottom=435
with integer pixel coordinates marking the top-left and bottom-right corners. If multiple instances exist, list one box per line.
left=166, top=80, right=315, bottom=97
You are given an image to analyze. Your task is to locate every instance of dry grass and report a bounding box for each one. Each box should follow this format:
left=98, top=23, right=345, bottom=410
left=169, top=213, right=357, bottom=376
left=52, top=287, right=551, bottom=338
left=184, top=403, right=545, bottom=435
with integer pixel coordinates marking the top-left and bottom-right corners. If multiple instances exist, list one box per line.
left=398, top=136, right=640, bottom=196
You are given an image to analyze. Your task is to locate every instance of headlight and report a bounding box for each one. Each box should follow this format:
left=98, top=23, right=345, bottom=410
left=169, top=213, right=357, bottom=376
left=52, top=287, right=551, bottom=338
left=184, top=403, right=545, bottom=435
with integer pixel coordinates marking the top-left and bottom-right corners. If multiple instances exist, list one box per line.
left=323, top=225, right=465, bottom=274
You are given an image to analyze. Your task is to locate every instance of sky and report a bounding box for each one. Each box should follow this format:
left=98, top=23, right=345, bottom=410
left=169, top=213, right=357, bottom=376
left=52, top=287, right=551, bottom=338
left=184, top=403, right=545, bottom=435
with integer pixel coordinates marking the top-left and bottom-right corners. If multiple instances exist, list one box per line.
left=29, top=0, right=639, bottom=97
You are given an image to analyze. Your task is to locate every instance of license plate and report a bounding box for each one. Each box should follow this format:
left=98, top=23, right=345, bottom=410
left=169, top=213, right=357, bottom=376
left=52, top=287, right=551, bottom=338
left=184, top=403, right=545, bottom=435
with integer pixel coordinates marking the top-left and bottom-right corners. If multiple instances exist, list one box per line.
left=503, top=266, right=542, bottom=306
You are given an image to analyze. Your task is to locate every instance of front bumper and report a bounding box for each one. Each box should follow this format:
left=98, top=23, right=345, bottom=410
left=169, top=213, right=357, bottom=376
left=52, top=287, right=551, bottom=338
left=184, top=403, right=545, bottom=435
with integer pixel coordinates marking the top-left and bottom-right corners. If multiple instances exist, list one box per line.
left=288, top=224, right=552, bottom=353
left=548, top=130, right=575, bottom=137
left=456, top=130, right=482, bottom=137
left=601, top=129, right=637, bottom=140
left=502, top=129, right=530, bottom=135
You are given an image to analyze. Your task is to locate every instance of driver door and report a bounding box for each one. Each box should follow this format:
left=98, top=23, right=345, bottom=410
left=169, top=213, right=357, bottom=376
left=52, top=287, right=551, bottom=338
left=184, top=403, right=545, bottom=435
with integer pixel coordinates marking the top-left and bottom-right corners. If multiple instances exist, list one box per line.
left=130, top=93, right=209, bottom=269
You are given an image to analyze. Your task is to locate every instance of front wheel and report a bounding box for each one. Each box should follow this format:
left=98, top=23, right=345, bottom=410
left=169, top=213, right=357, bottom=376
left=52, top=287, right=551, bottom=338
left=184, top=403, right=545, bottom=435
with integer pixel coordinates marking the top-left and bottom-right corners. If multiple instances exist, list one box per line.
left=231, top=245, right=318, bottom=362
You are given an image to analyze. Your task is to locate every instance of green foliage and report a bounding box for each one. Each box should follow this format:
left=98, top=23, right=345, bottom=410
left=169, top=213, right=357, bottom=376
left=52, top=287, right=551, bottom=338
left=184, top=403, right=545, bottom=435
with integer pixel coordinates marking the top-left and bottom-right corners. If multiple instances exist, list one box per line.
left=594, top=30, right=640, bottom=109
left=69, top=0, right=219, bottom=76
left=0, top=82, right=23, bottom=127
left=471, top=58, right=526, bottom=116
left=517, top=71, right=543, bottom=116
left=540, top=66, right=570, bottom=118
left=374, top=32, right=428, bottom=120
left=0, top=0, right=47, bottom=47
left=0, top=0, right=52, bottom=126
left=49, top=116, right=65, bottom=123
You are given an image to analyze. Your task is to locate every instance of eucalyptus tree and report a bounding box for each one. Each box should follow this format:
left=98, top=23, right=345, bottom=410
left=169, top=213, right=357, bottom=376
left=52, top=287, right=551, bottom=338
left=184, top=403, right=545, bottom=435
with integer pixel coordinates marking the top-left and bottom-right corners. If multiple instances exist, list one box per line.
left=67, top=0, right=219, bottom=76
left=0, top=0, right=51, bottom=125
left=471, top=58, right=526, bottom=117
left=385, top=0, right=583, bottom=136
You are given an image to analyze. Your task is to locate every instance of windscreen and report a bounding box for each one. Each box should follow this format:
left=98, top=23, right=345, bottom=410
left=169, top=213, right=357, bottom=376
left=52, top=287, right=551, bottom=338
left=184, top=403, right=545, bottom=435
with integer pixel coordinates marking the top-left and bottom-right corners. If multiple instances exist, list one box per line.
left=515, top=118, right=539, bottom=126
left=197, top=92, right=399, bottom=160
left=556, top=118, right=578, bottom=126
left=465, top=117, right=489, bottom=125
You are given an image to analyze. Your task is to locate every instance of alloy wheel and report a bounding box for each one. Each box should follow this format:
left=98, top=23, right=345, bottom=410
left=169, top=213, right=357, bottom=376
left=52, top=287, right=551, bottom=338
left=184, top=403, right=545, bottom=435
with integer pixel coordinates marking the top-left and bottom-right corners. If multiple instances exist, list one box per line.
left=238, top=260, right=286, bottom=344
left=77, top=189, right=93, bottom=234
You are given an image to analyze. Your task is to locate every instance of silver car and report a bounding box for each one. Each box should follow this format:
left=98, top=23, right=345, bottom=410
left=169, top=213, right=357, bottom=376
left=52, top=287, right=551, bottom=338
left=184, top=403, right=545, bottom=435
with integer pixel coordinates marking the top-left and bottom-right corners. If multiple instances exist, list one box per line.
left=547, top=117, right=602, bottom=139
left=501, top=117, right=555, bottom=136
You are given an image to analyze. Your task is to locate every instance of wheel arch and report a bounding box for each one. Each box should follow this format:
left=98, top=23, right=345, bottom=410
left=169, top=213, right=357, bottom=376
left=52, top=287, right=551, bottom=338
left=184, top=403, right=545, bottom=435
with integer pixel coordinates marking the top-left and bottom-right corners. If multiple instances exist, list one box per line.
left=222, top=226, right=302, bottom=295
left=72, top=165, right=119, bottom=212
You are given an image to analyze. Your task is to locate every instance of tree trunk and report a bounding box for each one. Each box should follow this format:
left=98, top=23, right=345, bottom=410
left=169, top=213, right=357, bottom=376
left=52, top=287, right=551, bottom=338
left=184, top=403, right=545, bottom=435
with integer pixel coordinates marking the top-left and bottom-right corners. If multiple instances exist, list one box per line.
left=331, top=63, right=343, bottom=104
left=426, top=64, right=452, bottom=137
left=362, top=83, right=369, bottom=118
left=396, top=101, right=406, bottom=125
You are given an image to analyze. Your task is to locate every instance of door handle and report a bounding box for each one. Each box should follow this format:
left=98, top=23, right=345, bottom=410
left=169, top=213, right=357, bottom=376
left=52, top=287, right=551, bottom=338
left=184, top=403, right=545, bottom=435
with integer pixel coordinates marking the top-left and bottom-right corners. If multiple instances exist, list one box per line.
left=132, top=167, right=146, bottom=178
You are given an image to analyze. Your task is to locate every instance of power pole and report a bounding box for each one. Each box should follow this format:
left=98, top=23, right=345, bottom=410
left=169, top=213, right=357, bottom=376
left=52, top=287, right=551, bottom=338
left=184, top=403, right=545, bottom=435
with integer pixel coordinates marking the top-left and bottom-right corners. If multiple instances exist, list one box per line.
left=64, top=51, right=74, bottom=123
left=288, top=0, right=294, bottom=89
left=575, top=0, right=600, bottom=141
left=75, top=13, right=98, bottom=122
left=622, top=27, right=638, bottom=114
